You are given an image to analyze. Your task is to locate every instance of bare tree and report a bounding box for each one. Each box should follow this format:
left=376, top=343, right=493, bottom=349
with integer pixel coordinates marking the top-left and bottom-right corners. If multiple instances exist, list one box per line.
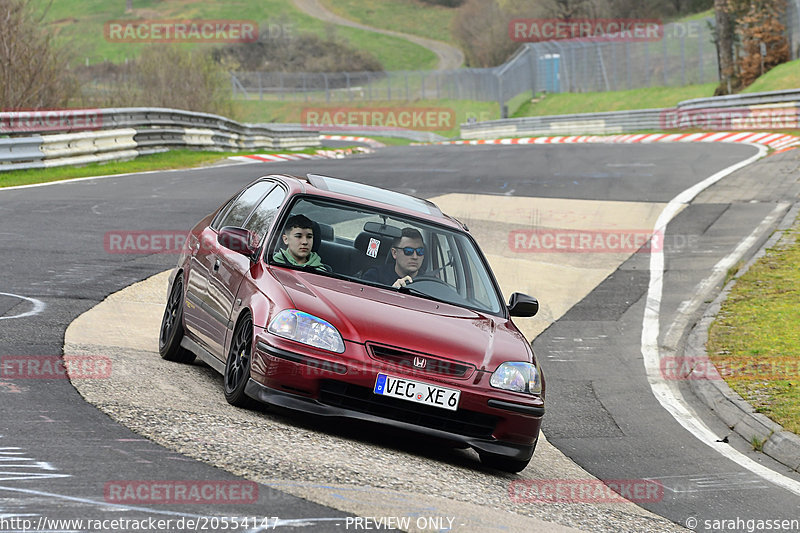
left=101, top=46, right=233, bottom=117
left=714, top=0, right=736, bottom=94
left=736, top=0, right=790, bottom=87
left=0, top=0, right=77, bottom=110
left=542, top=0, right=603, bottom=19
left=452, top=0, right=522, bottom=67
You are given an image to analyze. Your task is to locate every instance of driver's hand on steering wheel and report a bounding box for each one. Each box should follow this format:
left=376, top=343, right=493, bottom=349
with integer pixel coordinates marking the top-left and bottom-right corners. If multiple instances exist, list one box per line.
left=392, top=275, right=414, bottom=289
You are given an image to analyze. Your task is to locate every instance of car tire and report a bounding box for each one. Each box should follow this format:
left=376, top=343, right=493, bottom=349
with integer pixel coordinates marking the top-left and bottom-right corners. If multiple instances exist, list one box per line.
left=159, top=276, right=196, bottom=364
left=224, top=313, right=254, bottom=408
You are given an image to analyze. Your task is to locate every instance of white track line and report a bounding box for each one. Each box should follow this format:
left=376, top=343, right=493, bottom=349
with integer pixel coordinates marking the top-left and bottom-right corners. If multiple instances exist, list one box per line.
left=641, top=143, right=800, bottom=496
left=0, top=293, right=46, bottom=320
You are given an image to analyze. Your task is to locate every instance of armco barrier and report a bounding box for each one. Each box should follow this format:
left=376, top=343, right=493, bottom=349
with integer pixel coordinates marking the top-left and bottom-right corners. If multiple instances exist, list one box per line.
left=462, top=108, right=663, bottom=138
left=461, top=89, right=800, bottom=139
left=0, top=107, right=320, bottom=172
left=0, top=137, right=44, bottom=166
left=678, top=89, right=800, bottom=110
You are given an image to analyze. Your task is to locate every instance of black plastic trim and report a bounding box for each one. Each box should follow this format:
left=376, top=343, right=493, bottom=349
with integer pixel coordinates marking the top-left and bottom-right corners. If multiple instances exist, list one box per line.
left=256, top=341, right=347, bottom=375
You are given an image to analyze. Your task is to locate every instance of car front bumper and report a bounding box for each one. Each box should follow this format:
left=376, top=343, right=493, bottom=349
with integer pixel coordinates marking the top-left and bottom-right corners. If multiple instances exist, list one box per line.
left=248, top=339, right=544, bottom=461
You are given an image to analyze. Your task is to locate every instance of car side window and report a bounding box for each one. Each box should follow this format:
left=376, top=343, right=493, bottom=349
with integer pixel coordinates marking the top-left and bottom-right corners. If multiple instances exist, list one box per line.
left=243, top=186, right=286, bottom=247
left=216, top=181, right=275, bottom=230
left=210, top=198, right=235, bottom=231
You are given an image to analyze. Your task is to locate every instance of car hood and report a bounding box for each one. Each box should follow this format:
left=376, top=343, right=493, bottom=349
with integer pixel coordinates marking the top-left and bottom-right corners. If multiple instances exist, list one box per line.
left=270, top=269, right=532, bottom=371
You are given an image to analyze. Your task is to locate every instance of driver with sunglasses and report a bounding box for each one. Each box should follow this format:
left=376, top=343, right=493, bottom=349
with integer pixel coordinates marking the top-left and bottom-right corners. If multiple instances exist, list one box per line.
left=363, top=227, right=425, bottom=289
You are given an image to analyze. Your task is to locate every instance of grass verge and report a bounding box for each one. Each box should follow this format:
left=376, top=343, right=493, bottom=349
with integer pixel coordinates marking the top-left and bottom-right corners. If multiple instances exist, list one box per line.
left=707, top=214, right=800, bottom=435
left=40, top=0, right=435, bottom=70
left=743, top=58, right=800, bottom=94
left=319, top=0, right=457, bottom=46
left=513, top=83, right=718, bottom=117
left=0, top=147, right=321, bottom=189
left=233, top=98, right=500, bottom=138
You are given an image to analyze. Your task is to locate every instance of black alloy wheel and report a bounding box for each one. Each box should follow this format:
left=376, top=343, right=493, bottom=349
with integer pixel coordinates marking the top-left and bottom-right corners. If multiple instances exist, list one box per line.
left=159, top=277, right=195, bottom=364
left=224, top=314, right=254, bottom=407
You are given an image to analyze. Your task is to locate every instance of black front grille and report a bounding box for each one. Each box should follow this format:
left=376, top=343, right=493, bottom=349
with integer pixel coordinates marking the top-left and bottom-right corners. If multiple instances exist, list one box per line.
left=368, top=344, right=472, bottom=378
left=319, top=380, right=497, bottom=439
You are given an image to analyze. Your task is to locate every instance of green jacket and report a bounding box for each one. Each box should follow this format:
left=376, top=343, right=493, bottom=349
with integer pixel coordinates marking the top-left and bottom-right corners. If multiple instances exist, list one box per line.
left=272, top=249, right=327, bottom=270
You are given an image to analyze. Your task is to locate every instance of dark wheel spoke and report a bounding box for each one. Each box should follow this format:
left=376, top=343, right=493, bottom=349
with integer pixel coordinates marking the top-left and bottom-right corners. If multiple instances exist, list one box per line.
left=158, top=277, right=195, bottom=364
left=224, top=315, right=253, bottom=408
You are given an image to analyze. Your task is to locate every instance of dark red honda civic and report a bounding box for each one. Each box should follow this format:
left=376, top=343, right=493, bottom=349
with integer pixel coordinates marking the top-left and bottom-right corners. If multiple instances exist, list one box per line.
left=159, top=173, right=544, bottom=472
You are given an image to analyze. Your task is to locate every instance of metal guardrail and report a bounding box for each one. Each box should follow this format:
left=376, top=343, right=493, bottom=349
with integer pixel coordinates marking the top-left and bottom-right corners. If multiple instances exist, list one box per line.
left=461, top=89, right=800, bottom=139
left=678, top=89, right=800, bottom=110
left=260, top=123, right=446, bottom=143
left=0, top=137, right=44, bottom=165
left=0, top=107, right=320, bottom=172
left=462, top=108, right=664, bottom=138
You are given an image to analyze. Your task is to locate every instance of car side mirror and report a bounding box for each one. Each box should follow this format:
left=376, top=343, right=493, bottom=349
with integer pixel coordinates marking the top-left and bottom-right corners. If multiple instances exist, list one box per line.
left=508, top=293, right=538, bottom=317
left=218, top=226, right=257, bottom=258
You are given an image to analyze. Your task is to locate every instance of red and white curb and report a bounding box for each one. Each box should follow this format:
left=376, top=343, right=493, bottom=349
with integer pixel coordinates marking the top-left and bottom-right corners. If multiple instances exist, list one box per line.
left=436, top=131, right=800, bottom=153
left=320, top=135, right=386, bottom=148
left=228, top=146, right=373, bottom=164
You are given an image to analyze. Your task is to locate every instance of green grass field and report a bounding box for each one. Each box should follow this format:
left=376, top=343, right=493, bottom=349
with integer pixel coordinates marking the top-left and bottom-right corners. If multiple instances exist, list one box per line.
left=234, top=98, right=500, bottom=138
left=707, top=218, right=800, bottom=434
left=743, top=58, right=800, bottom=93
left=513, top=84, right=718, bottom=117
left=0, top=148, right=322, bottom=189
left=319, top=0, right=458, bottom=46
left=36, top=0, right=436, bottom=70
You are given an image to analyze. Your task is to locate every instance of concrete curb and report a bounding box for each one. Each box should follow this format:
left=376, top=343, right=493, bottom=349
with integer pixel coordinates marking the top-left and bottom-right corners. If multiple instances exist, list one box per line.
left=684, top=201, right=800, bottom=472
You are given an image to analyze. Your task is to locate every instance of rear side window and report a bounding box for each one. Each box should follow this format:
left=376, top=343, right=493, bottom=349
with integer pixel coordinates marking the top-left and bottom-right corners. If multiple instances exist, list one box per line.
left=215, top=181, right=275, bottom=230
left=243, top=186, right=286, bottom=247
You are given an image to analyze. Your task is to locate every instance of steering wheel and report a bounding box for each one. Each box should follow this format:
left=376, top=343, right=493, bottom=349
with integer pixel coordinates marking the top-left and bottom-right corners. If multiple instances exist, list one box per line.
left=405, top=275, right=464, bottom=302
left=410, top=275, right=449, bottom=286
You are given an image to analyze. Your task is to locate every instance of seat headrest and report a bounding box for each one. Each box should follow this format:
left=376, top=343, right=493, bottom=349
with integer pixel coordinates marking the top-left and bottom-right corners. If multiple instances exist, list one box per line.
left=354, top=231, right=392, bottom=259
left=317, top=222, right=334, bottom=242
left=311, top=221, right=322, bottom=253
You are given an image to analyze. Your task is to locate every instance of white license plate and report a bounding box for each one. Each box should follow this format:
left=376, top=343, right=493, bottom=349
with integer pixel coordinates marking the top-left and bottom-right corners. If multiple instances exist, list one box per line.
left=373, top=374, right=460, bottom=411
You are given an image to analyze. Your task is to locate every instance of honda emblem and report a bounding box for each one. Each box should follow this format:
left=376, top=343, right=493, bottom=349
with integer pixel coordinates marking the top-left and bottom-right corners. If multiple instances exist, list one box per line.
left=413, top=356, right=427, bottom=369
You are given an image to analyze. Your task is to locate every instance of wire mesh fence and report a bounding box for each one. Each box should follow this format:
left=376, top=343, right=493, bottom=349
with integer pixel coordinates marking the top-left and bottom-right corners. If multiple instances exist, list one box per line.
left=229, top=18, right=721, bottom=111
left=229, top=69, right=504, bottom=103
left=225, top=6, right=800, bottom=115
left=788, top=0, right=800, bottom=60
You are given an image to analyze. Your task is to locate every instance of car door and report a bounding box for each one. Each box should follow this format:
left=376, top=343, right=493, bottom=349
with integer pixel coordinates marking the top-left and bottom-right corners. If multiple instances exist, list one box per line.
left=184, top=181, right=275, bottom=354
left=205, top=183, right=286, bottom=359
left=183, top=224, right=221, bottom=351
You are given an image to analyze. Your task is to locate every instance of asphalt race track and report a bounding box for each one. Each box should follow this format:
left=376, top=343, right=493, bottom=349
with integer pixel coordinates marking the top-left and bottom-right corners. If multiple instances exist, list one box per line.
left=1, top=143, right=799, bottom=532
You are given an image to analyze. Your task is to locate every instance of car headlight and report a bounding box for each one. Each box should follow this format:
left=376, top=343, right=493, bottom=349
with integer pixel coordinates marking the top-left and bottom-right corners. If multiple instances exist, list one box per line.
left=490, top=362, right=542, bottom=394
left=267, top=310, right=345, bottom=353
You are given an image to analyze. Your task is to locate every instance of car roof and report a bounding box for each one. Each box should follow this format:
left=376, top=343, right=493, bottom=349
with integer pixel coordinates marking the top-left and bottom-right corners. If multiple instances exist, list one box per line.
left=260, top=173, right=466, bottom=230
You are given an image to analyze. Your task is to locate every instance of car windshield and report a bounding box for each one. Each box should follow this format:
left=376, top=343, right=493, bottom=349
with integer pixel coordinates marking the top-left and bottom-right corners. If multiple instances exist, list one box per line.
left=268, top=197, right=505, bottom=315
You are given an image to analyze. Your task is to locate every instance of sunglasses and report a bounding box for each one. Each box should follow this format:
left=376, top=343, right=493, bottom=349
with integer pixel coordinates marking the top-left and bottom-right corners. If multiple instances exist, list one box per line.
left=394, top=246, right=425, bottom=256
